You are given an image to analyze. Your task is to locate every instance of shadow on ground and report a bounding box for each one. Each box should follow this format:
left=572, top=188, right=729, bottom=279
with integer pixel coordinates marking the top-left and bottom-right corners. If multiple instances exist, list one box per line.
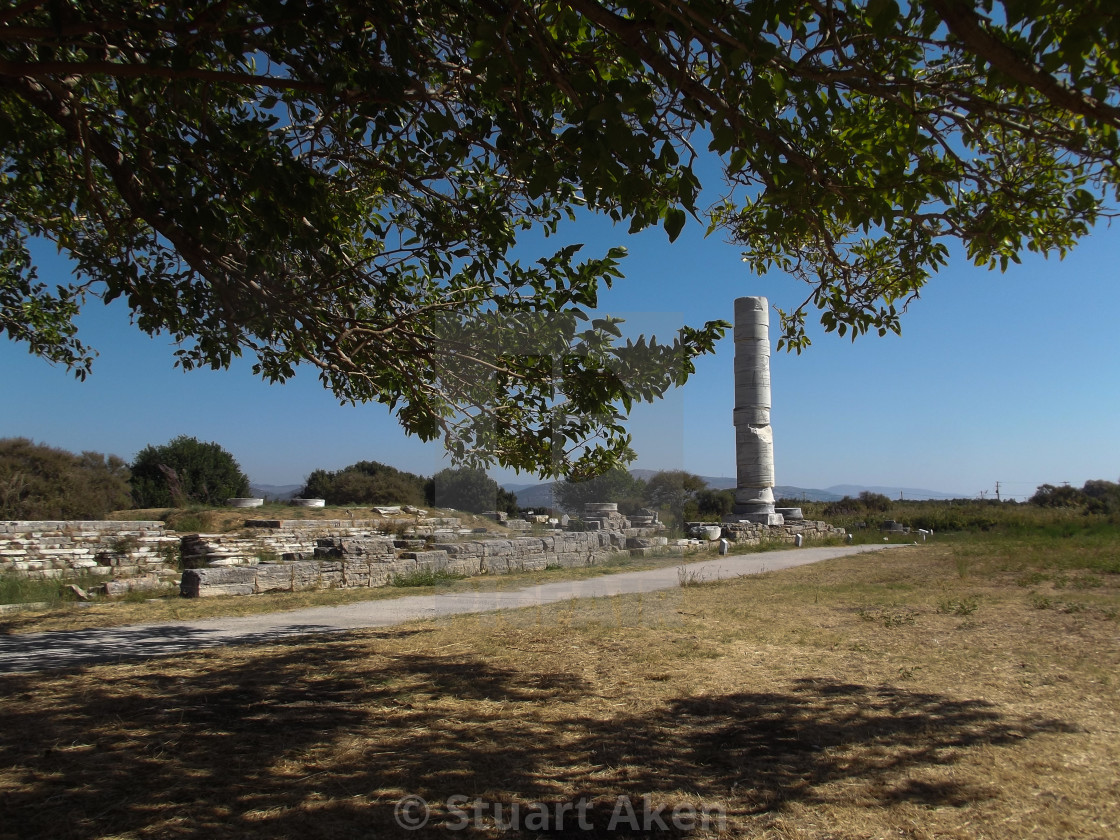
left=0, top=622, right=348, bottom=673
left=0, top=632, right=1076, bottom=839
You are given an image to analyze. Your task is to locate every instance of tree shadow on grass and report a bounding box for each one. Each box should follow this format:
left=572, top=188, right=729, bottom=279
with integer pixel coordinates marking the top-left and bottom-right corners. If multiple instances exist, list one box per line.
left=0, top=637, right=1078, bottom=839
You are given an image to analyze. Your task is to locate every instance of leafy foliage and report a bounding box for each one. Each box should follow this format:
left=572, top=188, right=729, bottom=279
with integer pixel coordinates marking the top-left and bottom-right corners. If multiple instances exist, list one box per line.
left=129, top=436, right=250, bottom=508
left=301, top=461, right=428, bottom=507
left=1031, top=480, right=1120, bottom=514
left=3, top=1, right=1119, bottom=473
left=553, top=467, right=647, bottom=514
left=644, top=469, right=707, bottom=525
left=696, top=488, right=735, bottom=518
left=0, top=437, right=131, bottom=519
left=823, top=491, right=894, bottom=518
left=0, top=0, right=726, bottom=477
left=426, top=466, right=517, bottom=515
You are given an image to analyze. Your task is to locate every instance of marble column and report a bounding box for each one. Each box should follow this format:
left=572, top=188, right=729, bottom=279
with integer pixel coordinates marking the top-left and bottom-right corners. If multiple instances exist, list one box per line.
left=727, top=296, right=784, bottom=525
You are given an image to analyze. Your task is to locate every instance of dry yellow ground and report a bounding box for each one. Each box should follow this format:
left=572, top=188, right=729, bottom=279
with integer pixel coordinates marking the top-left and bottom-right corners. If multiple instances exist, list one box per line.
left=1, top=543, right=1117, bottom=839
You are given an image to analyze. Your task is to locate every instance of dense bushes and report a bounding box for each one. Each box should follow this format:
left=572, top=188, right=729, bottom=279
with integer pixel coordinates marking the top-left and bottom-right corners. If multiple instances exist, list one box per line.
left=1031, top=480, right=1120, bottom=515
left=426, top=467, right=519, bottom=514
left=555, top=468, right=715, bottom=525
left=301, top=460, right=428, bottom=506
left=130, top=436, right=250, bottom=507
left=0, top=438, right=132, bottom=519
left=554, top=467, right=649, bottom=516
left=301, top=462, right=519, bottom=513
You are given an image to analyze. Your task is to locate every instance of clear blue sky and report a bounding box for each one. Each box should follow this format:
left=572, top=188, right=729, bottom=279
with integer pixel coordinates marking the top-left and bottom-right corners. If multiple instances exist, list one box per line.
left=2, top=204, right=1118, bottom=501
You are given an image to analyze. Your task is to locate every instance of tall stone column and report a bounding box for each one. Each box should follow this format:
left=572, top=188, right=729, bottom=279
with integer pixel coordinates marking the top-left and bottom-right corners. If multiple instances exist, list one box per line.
left=727, top=296, right=784, bottom=525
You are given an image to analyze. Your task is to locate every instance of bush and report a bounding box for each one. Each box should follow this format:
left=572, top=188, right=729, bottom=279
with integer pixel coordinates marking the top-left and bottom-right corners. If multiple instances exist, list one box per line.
left=426, top=466, right=515, bottom=514
left=1031, top=480, right=1120, bottom=515
left=696, top=488, right=734, bottom=518
left=0, top=438, right=132, bottom=519
left=301, top=460, right=427, bottom=506
left=130, top=436, right=250, bottom=507
left=644, top=470, right=707, bottom=527
left=553, top=467, right=646, bottom=514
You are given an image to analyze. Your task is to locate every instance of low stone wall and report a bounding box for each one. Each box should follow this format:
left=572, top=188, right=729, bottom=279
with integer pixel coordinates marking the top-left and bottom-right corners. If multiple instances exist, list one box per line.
left=180, top=531, right=695, bottom=597
left=0, top=520, right=181, bottom=581
left=718, top=519, right=847, bottom=544
left=0, top=514, right=849, bottom=599
left=180, top=518, right=470, bottom=567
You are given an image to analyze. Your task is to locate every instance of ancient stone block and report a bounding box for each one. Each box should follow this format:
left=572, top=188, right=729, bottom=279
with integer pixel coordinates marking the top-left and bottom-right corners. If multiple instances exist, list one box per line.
left=181, top=567, right=256, bottom=597
left=254, top=564, right=295, bottom=593
left=403, top=550, right=450, bottom=568
left=482, top=540, right=514, bottom=557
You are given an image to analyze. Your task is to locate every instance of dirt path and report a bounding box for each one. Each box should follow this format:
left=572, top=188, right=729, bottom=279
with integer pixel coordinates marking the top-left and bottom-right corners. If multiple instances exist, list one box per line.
left=0, top=543, right=900, bottom=673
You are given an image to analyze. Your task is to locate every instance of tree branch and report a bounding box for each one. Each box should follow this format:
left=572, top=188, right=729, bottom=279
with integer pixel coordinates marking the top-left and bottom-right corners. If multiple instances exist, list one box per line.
left=929, top=0, right=1120, bottom=127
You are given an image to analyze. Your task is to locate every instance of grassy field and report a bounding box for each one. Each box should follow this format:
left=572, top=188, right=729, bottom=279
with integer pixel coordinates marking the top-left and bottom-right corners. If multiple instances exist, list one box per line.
left=0, top=526, right=1118, bottom=839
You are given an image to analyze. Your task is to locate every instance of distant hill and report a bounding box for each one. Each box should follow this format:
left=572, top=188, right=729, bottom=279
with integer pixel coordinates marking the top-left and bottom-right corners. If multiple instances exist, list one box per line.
left=825, top=484, right=963, bottom=501
left=511, top=483, right=557, bottom=510
left=505, top=472, right=845, bottom=508
left=250, top=483, right=304, bottom=500
left=774, top=486, right=844, bottom=502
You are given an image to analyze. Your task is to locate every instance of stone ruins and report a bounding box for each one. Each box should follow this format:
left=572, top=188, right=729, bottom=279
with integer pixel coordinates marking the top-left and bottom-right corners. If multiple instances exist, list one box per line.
left=0, top=300, right=857, bottom=602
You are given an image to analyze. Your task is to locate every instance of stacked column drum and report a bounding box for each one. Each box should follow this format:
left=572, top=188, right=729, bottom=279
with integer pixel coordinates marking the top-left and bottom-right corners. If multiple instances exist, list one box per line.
left=728, top=297, right=783, bottom=524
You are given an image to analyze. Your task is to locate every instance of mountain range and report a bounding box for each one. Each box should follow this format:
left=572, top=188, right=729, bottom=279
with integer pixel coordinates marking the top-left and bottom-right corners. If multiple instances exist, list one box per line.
left=250, top=483, right=304, bottom=500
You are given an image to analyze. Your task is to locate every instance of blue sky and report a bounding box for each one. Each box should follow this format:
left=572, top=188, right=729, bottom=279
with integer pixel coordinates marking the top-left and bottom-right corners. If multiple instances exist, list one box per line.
left=2, top=203, right=1118, bottom=501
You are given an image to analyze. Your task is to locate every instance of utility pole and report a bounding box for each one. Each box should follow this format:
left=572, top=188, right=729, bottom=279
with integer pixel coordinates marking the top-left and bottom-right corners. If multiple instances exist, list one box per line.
left=995, top=481, right=1001, bottom=502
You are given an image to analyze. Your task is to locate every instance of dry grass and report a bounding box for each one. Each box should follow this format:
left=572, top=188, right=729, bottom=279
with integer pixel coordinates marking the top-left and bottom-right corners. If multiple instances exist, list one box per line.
left=1, top=542, right=1118, bottom=839
left=0, top=549, right=708, bottom=635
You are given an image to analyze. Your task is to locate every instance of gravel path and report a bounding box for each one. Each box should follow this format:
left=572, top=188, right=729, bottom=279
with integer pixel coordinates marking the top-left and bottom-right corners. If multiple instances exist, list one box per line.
left=0, top=543, right=900, bottom=673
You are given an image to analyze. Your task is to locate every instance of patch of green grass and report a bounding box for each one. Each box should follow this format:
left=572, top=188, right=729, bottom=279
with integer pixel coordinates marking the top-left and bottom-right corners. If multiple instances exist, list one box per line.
left=954, top=554, right=970, bottom=579
left=857, top=606, right=919, bottom=627
left=1029, top=592, right=1054, bottom=610
left=390, top=568, right=467, bottom=587
left=1072, top=574, right=1104, bottom=589
left=938, top=596, right=980, bottom=616
left=1017, top=571, right=1049, bottom=587
left=0, top=573, right=105, bottom=606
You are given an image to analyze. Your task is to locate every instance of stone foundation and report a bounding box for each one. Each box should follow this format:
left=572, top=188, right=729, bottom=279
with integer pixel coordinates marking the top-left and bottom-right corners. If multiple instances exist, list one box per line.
left=716, top=519, right=847, bottom=545
left=1, top=514, right=850, bottom=600
left=0, top=521, right=180, bottom=582
left=181, top=531, right=644, bottom=597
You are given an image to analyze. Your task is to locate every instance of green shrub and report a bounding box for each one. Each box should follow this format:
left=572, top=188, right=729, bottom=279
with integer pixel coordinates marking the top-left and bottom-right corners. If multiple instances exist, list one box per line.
left=302, top=460, right=427, bottom=506
left=0, top=572, right=105, bottom=605
left=0, top=438, right=132, bottom=519
left=427, top=466, right=517, bottom=514
left=130, top=436, right=250, bottom=507
left=938, top=596, right=980, bottom=616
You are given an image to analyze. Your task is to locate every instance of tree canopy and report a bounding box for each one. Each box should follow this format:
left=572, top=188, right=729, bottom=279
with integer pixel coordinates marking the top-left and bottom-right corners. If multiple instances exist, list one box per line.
left=643, top=469, right=706, bottom=524
left=301, top=460, right=428, bottom=507
left=130, top=435, right=250, bottom=507
left=427, top=466, right=519, bottom=514
left=553, top=466, right=648, bottom=514
left=1030, top=480, right=1120, bottom=514
left=0, top=437, right=131, bottom=519
left=4, top=1, right=1118, bottom=475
